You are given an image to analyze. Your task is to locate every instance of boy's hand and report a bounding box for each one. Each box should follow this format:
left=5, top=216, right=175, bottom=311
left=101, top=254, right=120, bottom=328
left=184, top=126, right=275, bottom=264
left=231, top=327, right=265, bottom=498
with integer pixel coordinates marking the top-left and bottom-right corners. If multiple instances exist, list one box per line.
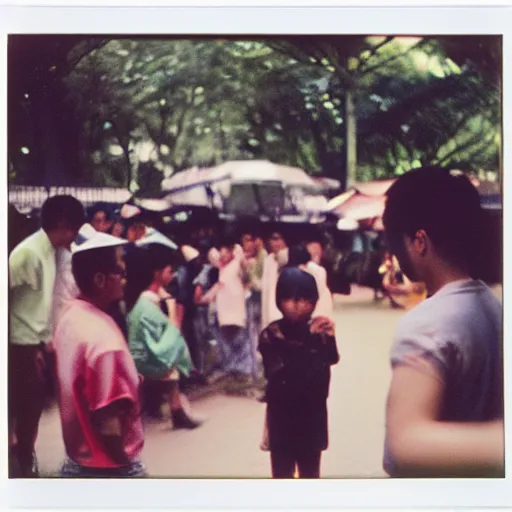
left=310, top=316, right=335, bottom=337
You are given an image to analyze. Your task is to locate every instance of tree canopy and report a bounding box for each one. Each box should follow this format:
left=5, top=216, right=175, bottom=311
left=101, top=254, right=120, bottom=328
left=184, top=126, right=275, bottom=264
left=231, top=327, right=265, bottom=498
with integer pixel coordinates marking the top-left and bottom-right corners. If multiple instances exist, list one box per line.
left=8, top=35, right=501, bottom=192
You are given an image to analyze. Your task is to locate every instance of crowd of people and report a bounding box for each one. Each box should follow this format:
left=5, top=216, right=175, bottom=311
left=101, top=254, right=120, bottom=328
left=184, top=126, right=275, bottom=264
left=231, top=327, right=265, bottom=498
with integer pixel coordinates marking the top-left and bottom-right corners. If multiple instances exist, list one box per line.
left=8, top=166, right=504, bottom=480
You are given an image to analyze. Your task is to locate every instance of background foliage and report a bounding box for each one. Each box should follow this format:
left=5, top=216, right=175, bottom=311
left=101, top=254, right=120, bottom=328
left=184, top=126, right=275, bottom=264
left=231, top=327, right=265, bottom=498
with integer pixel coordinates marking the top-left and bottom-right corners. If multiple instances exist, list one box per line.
left=8, top=35, right=501, bottom=192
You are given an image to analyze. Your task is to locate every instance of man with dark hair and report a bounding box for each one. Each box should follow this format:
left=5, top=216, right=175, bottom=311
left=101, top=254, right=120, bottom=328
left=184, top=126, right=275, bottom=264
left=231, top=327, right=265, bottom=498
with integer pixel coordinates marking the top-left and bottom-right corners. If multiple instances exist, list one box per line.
left=382, top=167, right=503, bottom=477
left=9, top=195, right=85, bottom=477
left=54, top=228, right=145, bottom=477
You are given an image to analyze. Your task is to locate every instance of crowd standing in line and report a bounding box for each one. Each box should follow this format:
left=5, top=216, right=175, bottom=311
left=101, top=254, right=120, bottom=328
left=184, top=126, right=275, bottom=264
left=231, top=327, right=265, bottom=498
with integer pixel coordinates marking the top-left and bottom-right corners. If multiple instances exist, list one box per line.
left=7, top=167, right=504, bottom=479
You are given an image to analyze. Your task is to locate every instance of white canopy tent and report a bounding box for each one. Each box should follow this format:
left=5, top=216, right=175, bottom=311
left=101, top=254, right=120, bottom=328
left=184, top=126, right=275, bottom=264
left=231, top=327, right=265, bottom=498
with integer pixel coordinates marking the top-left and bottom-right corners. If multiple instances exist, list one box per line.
left=161, top=160, right=329, bottom=220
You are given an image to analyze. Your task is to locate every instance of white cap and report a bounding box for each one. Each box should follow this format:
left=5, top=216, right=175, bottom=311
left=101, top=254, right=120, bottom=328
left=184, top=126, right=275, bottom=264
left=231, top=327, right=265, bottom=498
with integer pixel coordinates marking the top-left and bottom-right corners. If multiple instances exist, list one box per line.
left=135, top=227, right=178, bottom=250
left=71, top=223, right=128, bottom=254
left=181, top=245, right=200, bottom=262
left=120, top=203, right=142, bottom=220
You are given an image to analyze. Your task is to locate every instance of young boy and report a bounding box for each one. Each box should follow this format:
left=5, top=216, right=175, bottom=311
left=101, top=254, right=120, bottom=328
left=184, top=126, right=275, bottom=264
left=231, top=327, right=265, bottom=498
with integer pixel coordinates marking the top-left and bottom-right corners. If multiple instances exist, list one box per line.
left=259, top=267, right=339, bottom=479
left=382, top=167, right=503, bottom=477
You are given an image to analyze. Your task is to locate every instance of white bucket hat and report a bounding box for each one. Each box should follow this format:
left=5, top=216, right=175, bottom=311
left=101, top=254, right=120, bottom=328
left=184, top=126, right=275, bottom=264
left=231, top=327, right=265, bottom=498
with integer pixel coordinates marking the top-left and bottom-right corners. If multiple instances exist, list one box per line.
left=135, top=227, right=178, bottom=250
left=71, top=224, right=128, bottom=254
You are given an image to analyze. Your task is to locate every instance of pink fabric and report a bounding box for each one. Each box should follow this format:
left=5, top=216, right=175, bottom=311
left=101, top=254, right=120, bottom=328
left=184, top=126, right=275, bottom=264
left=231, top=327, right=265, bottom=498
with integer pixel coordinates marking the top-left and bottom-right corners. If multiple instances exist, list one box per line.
left=53, top=299, right=144, bottom=468
left=216, top=258, right=246, bottom=327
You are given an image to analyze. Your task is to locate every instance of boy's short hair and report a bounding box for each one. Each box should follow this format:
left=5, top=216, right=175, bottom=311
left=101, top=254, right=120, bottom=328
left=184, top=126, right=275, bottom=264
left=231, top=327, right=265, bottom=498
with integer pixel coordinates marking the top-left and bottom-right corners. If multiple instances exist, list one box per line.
left=383, top=167, right=483, bottom=268
left=72, top=246, right=120, bottom=296
left=41, top=195, right=85, bottom=232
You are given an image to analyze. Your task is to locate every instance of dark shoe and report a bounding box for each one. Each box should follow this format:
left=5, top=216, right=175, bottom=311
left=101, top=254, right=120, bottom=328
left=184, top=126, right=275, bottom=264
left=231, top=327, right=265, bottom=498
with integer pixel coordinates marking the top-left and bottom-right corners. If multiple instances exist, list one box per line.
left=171, top=408, right=201, bottom=430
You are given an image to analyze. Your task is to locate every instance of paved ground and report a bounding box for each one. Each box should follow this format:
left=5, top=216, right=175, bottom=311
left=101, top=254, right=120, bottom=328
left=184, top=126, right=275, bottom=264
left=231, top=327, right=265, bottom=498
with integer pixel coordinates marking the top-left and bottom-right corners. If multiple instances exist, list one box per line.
left=35, top=285, right=407, bottom=479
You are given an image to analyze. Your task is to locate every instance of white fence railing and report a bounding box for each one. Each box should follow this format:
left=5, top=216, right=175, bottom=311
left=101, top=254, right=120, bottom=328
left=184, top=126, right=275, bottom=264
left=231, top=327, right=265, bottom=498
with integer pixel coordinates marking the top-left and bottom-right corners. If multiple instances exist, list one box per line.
left=8, top=186, right=132, bottom=213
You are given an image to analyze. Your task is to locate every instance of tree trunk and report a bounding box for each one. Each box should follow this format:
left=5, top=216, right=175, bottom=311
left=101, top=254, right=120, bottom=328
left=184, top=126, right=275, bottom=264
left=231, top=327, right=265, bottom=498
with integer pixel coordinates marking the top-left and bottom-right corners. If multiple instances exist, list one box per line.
left=217, top=109, right=228, bottom=162
left=345, top=89, right=357, bottom=189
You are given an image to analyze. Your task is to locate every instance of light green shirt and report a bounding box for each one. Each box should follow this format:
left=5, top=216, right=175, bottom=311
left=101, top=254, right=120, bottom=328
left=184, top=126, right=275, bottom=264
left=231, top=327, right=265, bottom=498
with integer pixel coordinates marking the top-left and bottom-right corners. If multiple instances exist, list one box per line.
left=9, top=229, right=56, bottom=345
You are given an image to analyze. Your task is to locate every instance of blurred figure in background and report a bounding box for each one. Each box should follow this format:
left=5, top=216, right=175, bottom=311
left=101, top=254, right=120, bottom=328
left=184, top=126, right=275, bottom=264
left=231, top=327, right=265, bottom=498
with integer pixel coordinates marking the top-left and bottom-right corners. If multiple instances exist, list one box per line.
left=261, top=231, right=288, bottom=330
left=306, top=239, right=324, bottom=267
left=286, top=244, right=334, bottom=320
left=241, top=229, right=267, bottom=383
left=176, top=245, right=205, bottom=385
left=125, top=242, right=200, bottom=429
left=254, top=236, right=265, bottom=254
left=89, top=203, right=113, bottom=234
left=109, top=215, right=125, bottom=239
left=200, top=237, right=253, bottom=387
left=193, top=248, right=221, bottom=380
left=380, top=253, right=427, bottom=310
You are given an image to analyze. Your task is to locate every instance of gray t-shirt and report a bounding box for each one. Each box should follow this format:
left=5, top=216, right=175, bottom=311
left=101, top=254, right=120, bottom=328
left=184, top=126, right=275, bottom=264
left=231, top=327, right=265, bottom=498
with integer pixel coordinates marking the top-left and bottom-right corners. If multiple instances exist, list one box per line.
left=383, top=279, right=503, bottom=476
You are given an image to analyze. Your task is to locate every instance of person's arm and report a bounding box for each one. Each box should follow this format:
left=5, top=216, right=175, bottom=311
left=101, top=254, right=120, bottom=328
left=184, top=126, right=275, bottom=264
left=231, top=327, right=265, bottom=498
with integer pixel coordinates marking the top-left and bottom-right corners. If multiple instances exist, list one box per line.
left=258, top=328, right=285, bottom=380
left=310, top=317, right=339, bottom=365
left=386, top=360, right=504, bottom=477
left=90, top=399, right=133, bottom=466
left=197, top=282, right=220, bottom=304
left=86, top=351, right=139, bottom=467
left=9, top=248, right=42, bottom=292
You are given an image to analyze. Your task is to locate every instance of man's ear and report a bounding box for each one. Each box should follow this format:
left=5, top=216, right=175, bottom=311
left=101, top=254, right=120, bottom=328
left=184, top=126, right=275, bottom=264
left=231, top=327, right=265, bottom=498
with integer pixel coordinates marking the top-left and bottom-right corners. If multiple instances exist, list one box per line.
left=413, top=229, right=428, bottom=256
left=93, top=272, right=106, bottom=290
